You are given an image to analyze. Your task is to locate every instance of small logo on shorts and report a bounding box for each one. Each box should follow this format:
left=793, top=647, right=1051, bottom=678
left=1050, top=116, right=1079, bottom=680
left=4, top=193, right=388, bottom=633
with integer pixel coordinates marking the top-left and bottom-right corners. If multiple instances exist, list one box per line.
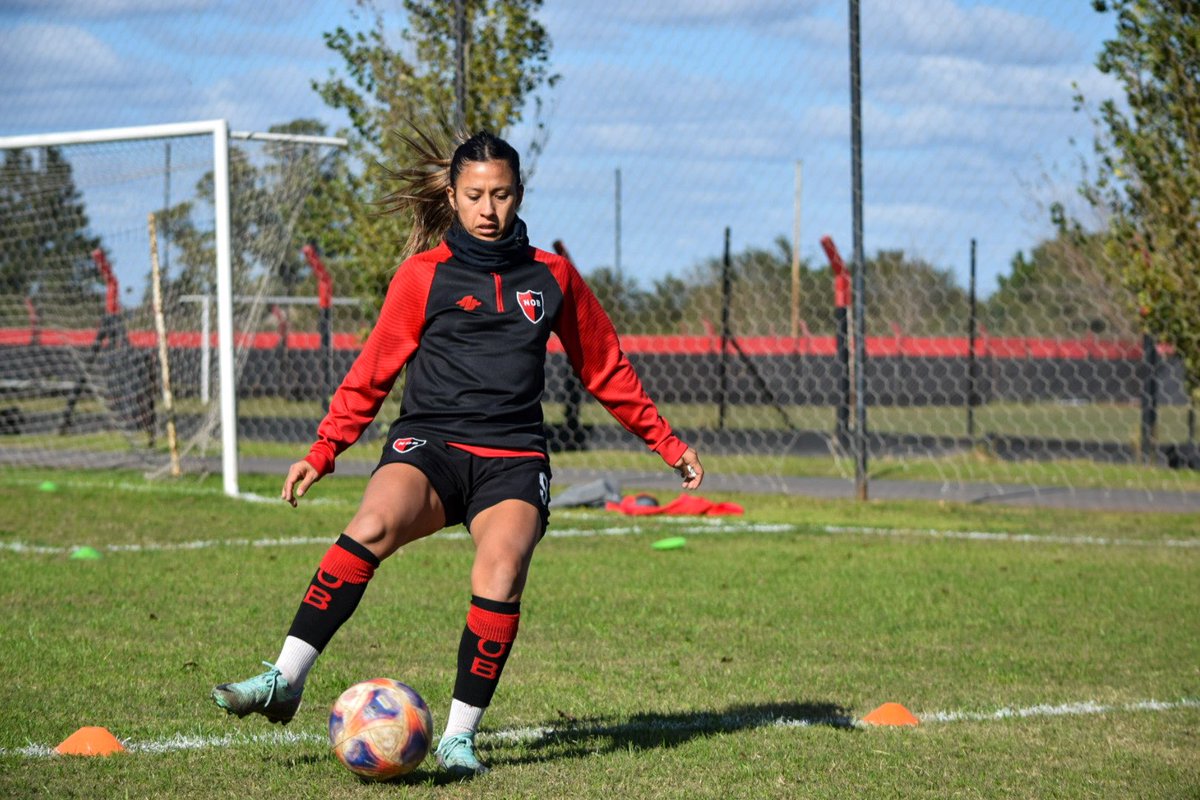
left=391, top=436, right=427, bottom=454
left=538, top=472, right=550, bottom=505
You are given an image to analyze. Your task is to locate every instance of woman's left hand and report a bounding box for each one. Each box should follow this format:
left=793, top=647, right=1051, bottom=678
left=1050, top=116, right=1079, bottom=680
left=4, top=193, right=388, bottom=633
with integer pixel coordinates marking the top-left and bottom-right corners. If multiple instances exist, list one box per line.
left=673, top=448, right=704, bottom=490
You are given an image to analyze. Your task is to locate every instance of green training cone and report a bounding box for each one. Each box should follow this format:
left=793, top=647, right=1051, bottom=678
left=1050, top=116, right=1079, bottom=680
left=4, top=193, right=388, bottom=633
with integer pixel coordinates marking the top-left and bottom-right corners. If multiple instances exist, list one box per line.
left=70, top=546, right=102, bottom=560
left=39, top=480, right=58, bottom=491
left=652, top=536, right=686, bottom=551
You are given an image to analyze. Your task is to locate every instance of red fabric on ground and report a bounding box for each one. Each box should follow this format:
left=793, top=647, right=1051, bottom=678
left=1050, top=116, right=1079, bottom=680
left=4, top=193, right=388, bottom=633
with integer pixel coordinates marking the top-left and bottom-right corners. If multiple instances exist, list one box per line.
left=606, top=494, right=744, bottom=516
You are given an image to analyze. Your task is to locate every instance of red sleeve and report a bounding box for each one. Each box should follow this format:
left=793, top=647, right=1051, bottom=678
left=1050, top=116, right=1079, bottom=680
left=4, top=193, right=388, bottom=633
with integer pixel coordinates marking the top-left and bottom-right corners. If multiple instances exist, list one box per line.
left=304, top=248, right=442, bottom=476
left=541, top=251, right=688, bottom=467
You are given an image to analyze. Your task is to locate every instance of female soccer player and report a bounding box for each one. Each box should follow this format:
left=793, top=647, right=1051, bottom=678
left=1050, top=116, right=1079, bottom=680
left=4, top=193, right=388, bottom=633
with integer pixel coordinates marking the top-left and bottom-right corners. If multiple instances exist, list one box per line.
left=211, top=129, right=704, bottom=778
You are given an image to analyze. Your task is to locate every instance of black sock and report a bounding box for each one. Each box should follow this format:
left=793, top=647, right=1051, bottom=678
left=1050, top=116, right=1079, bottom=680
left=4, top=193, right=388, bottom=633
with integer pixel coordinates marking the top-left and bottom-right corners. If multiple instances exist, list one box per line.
left=286, top=534, right=380, bottom=652
left=452, top=595, right=521, bottom=708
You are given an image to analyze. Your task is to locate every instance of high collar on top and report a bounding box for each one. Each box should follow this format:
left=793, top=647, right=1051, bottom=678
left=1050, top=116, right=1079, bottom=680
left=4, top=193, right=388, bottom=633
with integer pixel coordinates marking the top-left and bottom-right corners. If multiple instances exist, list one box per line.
left=445, top=217, right=531, bottom=271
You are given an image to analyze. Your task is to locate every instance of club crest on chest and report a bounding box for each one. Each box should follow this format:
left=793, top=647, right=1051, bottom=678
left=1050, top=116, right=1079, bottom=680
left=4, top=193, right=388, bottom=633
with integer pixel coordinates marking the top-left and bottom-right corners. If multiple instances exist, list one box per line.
left=516, top=290, right=544, bottom=324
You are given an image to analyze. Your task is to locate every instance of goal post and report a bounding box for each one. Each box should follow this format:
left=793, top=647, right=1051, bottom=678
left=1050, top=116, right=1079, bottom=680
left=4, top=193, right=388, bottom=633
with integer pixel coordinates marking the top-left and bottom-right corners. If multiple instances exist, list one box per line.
left=0, top=120, right=346, bottom=497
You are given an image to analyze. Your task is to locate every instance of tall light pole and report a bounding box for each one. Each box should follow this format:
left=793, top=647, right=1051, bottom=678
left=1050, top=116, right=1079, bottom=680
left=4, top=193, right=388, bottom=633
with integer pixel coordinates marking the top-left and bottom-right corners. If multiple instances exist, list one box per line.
left=791, top=159, right=803, bottom=338
left=849, top=0, right=868, bottom=501
left=454, top=0, right=467, bottom=131
left=614, top=167, right=622, bottom=280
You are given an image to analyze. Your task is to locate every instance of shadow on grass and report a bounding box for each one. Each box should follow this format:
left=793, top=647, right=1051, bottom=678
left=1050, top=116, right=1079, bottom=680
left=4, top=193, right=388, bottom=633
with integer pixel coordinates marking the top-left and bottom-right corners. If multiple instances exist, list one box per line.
left=492, top=700, right=855, bottom=766
left=270, top=702, right=854, bottom=783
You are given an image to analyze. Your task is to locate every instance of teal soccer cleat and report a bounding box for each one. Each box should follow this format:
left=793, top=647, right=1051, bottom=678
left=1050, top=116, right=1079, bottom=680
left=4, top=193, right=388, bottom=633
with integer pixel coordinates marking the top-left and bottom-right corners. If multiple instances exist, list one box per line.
left=435, top=731, right=490, bottom=778
left=211, top=662, right=302, bottom=725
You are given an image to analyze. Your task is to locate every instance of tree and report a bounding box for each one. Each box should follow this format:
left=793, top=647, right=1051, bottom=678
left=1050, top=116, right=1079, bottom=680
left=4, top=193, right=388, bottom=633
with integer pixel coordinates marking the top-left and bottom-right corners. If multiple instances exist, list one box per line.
left=584, top=266, right=643, bottom=334
left=577, top=267, right=694, bottom=335
left=0, top=147, right=102, bottom=325
left=154, top=122, right=335, bottom=308
left=641, top=274, right=692, bottom=335
left=313, top=0, right=557, bottom=307
left=682, top=237, right=816, bottom=337
left=579, top=238, right=975, bottom=341
left=1075, top=0, right=1200, bottom=399
left=986, top=232, right=1138, bottom=339
left=268, top=119, right=354, bottom=312
left=862, top=249, right=967, bottom=337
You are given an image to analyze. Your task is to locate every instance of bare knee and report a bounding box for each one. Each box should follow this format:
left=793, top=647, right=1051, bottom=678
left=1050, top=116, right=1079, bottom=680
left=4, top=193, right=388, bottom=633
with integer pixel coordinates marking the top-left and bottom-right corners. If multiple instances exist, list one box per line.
left=343, top=509, right=395, bottom=558
left=468, top=501, right=542, bottom=602
left=471, top=549, right=531, bottom=602
left=344, top=509, right=388, bottom=546
left=342, top=466, right=446, bottom=560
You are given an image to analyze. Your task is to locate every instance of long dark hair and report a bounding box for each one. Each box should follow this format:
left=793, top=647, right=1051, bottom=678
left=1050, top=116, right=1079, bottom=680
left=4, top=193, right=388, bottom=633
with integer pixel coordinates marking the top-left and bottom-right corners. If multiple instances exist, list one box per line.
left=381, top=126, right=522, bottom=259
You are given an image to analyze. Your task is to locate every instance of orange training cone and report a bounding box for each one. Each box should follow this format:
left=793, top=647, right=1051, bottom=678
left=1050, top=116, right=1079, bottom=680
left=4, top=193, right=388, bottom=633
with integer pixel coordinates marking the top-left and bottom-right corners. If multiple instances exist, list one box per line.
left=862, top=702, right=919, bottom=727
left=55, top=726, right=125, bottom=756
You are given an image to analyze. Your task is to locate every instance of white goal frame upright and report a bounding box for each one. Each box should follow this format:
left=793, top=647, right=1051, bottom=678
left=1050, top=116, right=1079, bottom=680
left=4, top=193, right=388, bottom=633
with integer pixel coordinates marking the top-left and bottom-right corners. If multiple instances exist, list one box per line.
left=0, top=120, right=347, bottom=497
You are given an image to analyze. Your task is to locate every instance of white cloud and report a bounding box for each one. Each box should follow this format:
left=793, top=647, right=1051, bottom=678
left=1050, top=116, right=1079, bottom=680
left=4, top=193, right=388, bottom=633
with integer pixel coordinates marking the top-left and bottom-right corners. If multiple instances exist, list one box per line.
left=537, top=58, right=808, bottom=165
left=553, top=61, right=752, bottom=123
left=869, top=55, right=1110, bottom=113
left=864, top=0, right=1082, bottom=66
left=197, top=65, right=345, bottom=133
left=143, top=20, right=332, bottom=62
left=0, top=23, right=131, bottom=91
left=0, top=8, right=344, bottom=136
left=1, top=0, right=315, bottom=22
left=541, top=0, right=826, bottom=50
left=0, top=23, right=198, bottom=133
left=1, top=0, right=215, bottom=18
left=546, top=0, right=818, bottom=29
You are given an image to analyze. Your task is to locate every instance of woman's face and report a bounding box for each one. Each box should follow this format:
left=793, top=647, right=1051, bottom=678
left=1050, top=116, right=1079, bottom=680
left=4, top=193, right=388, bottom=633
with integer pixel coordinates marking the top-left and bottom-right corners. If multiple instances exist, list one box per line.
left=448, top=159, right=523, bottom=241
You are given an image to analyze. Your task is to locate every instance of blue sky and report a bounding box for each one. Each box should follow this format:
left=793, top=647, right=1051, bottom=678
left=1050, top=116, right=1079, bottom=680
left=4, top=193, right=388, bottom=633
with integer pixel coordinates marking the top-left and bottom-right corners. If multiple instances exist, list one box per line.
left=1, top=0, right=1120, bottom=303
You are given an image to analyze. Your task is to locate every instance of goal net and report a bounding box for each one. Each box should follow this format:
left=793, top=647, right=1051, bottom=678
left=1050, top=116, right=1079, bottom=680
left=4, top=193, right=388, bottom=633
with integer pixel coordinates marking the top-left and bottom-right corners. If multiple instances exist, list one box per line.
left=0, top=121, right=345, bottom=493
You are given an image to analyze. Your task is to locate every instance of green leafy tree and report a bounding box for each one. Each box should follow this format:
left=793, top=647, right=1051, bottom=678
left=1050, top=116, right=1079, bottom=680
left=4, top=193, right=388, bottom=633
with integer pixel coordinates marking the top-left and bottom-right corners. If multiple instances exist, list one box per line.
left=682, top=237, right=819, bottom=337
left=862, top=250, right=968, bottom=337
left=154, top=124, right=335, bottom=320
left=1075, top=0, right=1200, bottom=399
left=313, top=0, right=557, bottom=306
left=0, top=148, right=102, bottom=325
left=584, top=266, right=642, bottom=334
left=986, top=232, right=1138, bottom=339
left=684, top=241, right=967, bottom=340
left=653, top=240, right=970, bottom=340
left=578, top=268, right=694, bottom=335
left=640, top=274, right=692, bottom=335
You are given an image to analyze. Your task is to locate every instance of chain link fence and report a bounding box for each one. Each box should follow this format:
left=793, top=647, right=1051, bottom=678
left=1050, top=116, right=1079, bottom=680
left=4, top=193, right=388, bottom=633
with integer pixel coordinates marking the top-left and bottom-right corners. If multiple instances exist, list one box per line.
left=1, top=2, right=1196, bottom=494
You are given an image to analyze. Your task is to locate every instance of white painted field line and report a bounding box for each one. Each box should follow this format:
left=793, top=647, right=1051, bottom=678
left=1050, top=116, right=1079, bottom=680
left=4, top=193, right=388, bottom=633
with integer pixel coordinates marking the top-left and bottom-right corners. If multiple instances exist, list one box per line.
left=6, top=475, right=1196, bottom=549
left=489, top=697, right=1200, bottom=744
left=3, top=514, right=1195, bottom=557
left=0, top=536, right=337, bottom=556
left=821, top=525, right=1200, bottom=549
left=2, top=474, right=224, bottom=497
left=920, top=697, right=1200, bottom=724
left=0, top=523, right=755, bottom=556
left=5, top=729, right=327, bottom=758
left=5, top=697, right=1197, bottom=758
left=549, top=516, right=1200, bottom=549
left=0, top=474, right=357, bottom=507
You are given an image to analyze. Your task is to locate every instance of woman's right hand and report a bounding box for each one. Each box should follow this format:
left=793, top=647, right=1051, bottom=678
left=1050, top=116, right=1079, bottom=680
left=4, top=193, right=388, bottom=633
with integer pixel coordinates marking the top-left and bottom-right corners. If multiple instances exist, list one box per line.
left=281, top=459, right=320, bottom=507
left=673, top=447, right=704, bottom=490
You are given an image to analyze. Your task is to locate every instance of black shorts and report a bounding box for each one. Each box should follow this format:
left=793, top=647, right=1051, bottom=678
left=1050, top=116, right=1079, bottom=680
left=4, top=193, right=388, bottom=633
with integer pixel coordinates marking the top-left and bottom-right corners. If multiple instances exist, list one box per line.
left=375, top=430, right=551, bottom=532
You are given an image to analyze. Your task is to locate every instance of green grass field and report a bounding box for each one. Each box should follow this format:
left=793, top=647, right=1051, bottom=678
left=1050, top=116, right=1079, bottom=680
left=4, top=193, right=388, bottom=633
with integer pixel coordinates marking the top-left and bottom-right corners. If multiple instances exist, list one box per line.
left=0, top=467, right=1197, bottom=798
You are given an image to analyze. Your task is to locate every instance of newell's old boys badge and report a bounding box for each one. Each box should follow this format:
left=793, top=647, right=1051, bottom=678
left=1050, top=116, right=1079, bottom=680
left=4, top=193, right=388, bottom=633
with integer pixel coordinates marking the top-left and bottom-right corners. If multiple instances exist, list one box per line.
left=391, top=436, right=427, bottom=454
left=516, top=290, right=544, bottom=324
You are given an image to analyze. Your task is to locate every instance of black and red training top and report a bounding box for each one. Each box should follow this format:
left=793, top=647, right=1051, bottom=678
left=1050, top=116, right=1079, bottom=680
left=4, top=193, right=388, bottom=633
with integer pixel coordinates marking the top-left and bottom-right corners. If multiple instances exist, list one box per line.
left=304, top=220, right=687, bottom=477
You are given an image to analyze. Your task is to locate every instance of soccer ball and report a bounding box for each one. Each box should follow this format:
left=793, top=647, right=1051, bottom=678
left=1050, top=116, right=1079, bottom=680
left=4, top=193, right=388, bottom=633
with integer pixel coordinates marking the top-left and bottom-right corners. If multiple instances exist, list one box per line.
left=328, top=678, right=434, bottom=780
